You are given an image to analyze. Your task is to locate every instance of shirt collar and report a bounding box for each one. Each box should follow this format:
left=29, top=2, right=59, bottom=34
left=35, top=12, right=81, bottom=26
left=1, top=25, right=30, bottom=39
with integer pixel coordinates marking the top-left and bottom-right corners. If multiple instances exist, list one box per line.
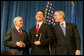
left=36, top=21, right=43, bottom=28
left=60, top=21, right=66, bottom=28
left=15, top=26, right=21, bottom=31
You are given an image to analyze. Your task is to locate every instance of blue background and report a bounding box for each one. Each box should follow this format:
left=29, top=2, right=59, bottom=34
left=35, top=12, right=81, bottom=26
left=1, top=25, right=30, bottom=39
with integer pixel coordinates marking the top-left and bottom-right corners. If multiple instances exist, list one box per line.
left=1, top=1, right=83, bottom=55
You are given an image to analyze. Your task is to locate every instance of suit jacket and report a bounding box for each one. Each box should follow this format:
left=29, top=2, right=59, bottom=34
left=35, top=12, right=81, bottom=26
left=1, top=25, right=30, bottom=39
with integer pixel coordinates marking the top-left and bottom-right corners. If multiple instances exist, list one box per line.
left=3, top=28, right=29, bottom=55
left=29, top=23, right=54, bottom=55
left=51, top=23, right=81, bottom=55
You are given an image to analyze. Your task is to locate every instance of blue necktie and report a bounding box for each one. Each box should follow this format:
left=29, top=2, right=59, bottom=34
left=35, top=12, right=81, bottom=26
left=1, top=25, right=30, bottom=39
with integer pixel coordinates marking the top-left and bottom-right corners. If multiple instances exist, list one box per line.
left=60, top=23, right=66, bottom=36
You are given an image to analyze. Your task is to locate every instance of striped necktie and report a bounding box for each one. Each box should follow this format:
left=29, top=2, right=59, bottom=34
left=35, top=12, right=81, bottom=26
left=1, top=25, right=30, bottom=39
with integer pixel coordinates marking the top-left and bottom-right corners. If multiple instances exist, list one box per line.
left=60, top=23, right=66, bottom=36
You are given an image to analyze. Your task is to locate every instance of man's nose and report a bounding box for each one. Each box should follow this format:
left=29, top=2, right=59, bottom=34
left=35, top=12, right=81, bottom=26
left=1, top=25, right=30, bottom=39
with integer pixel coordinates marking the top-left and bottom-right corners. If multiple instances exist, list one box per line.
left=21, top=21, right=23, bottom=24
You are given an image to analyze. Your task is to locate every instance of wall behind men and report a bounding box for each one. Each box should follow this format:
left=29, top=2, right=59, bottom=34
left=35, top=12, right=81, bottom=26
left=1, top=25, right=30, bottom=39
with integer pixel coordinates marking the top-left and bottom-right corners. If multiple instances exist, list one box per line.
left=1, top=1, right=83, bottom=55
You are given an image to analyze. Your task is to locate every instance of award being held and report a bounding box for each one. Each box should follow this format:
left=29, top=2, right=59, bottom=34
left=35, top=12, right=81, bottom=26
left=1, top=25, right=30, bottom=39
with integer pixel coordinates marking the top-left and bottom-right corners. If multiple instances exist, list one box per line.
left=31, top=24, right=42, bottom=44
left=31, top=33, right=42, bottom=43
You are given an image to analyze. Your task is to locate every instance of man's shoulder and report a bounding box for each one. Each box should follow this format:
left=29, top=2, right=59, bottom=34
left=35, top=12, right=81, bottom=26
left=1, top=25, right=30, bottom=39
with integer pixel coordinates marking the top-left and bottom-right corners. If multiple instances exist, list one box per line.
left=29, top=25, right=36, bottom=30
left=66, top=22, right=77, bottom=27
left=22, top=29, right=27, bottom=32
left=42, top=23, right=55, bottom=31
left=7, top=28, right=16, bottom=31
left=42, top=23, right=51, bottom=27
left=5, top=28, right=16, bottom=34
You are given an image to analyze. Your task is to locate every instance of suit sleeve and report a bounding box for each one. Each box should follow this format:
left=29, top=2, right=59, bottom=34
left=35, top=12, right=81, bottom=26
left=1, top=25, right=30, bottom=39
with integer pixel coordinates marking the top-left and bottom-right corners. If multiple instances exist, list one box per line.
left=73, top=24, right=81, bottom=50
left=3, top=29, right=17, bottom=47
left=40, top=25, right=55, bottom=47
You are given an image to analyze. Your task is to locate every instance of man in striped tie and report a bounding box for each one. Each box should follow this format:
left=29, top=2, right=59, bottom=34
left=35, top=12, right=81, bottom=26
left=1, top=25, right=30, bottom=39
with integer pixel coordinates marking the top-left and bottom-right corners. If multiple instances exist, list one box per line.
left=51, top=11, right=81, bottom=55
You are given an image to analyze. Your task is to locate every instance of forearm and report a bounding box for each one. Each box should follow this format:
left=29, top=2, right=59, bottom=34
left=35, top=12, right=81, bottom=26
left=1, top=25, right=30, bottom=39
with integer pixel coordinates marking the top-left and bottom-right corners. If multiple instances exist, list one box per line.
left=4, top=41, right=17, bottom=47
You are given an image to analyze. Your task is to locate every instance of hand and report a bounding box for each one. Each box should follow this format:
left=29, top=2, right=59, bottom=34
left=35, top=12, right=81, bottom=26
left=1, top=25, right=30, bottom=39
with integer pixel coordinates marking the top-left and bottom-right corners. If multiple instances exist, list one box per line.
left=75, top=50, right=81, bottom=55
left=19, top=41, right=25, bottom=47
left=16, top=41, right=25, bottom=47
left=16, top=42, right=21, bottom=47
left=34, top=41, right=41, bottom=46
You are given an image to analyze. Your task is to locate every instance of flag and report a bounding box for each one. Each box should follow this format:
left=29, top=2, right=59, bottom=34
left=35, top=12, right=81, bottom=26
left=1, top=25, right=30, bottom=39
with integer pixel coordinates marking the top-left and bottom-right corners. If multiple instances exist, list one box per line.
left=71, top=1, right=76, bottom=24
left=44, top=1, right=56, bottom=27
left=44, top=1, right=55, bottom=55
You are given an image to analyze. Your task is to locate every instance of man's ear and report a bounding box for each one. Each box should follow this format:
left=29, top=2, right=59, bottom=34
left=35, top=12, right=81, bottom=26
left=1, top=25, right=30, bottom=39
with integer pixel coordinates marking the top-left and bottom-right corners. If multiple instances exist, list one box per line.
left=14, top=21, right=17, bottom=25
left=63, top=16, right=65, bottom=20
left=61, top=15, right=64, bottom=20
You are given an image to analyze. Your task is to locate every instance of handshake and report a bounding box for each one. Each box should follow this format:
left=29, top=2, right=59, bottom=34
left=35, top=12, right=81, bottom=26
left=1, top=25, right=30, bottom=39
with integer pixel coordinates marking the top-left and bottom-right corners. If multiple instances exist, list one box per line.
left=16, top=41, right=25, bottom=48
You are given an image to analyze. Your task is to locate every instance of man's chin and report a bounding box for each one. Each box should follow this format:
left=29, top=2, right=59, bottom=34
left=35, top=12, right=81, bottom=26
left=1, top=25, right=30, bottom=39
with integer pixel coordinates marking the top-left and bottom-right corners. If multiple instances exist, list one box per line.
left=56, top=20, right=59, bottom=22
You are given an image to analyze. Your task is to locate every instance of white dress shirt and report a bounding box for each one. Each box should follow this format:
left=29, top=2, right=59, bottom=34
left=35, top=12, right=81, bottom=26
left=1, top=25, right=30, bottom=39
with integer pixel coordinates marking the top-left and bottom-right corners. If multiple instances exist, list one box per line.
left=60, top=21, right=66, bottom=36
left=60, top=21, right=66, bottom=28
left=36, top=21, right=43, bottom=29
left=15, top=26, right=22, bottom=32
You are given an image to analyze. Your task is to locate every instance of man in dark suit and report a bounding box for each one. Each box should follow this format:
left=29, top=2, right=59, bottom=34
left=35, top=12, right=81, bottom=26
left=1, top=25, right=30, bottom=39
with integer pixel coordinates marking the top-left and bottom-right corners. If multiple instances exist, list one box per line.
left=29, top=10, right=54, bottom=55
left=3, top=17, right=29, bottom=55
left=51, top=11, right=81, bottom=55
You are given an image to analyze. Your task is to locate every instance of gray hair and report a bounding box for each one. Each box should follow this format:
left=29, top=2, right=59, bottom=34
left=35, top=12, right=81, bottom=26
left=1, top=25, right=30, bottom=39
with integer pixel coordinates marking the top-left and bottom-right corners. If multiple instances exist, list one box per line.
left=54, top=11, right=65, bottom=18
left=13, top=16, right=22, bottom=25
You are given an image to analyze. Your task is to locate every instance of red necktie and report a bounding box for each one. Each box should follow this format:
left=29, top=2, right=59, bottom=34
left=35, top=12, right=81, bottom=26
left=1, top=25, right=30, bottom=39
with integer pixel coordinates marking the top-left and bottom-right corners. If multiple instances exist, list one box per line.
left=18, top=29, right=23, bottom=39
left=36, top=24, right=39, bottom=34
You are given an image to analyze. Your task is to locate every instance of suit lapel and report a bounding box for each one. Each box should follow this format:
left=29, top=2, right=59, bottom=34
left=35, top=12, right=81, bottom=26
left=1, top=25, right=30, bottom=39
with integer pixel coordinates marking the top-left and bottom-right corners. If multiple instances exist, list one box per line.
left=66, top=23, right=70, bottom=37
left=32, top=26, right=36, bottom=34
left=34, top=23, right=44, bottom=33
left=38, top=23, right=44, bottom=33
left=58, top=23, right=70, bottom=37
left=58, top=24, right=65, bottom=37
left=14, top=28, right=22, bottom=41
left=32, top=23, right=44, bottom=41
left=22, top=30, right=25, bottom=41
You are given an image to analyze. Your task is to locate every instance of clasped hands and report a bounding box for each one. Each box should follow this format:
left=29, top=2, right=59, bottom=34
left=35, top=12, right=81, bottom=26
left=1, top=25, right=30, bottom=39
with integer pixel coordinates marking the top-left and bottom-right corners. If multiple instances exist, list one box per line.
left=34, top=41, right=41, bottom=46
left=16, top=41, right=25, bottom=48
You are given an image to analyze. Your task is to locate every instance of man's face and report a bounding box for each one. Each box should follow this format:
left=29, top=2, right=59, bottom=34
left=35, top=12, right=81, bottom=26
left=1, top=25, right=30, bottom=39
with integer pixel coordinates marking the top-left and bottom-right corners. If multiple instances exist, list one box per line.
left=15, top=17, right=24, bottom=28
left=54, top=12, right=63, bottom=22
left=35, top=11, right=44, bottom=21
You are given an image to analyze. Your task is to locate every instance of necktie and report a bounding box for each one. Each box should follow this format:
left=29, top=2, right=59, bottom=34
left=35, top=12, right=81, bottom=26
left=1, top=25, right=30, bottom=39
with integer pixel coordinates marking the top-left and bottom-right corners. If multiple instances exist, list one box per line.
left=61, top=23, right=66, bottom=36
left=36, top=24, right=39, bottom=34
left=18, top=29, right=23, bottom=39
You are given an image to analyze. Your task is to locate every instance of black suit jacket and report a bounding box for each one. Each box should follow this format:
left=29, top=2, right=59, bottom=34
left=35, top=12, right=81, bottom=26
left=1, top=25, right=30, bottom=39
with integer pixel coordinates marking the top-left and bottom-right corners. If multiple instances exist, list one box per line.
left=3, top=28, right=29, bottom=55
left=29, top=23, right=54, bottom=55
left=51, top=23, right=81, bottom=55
